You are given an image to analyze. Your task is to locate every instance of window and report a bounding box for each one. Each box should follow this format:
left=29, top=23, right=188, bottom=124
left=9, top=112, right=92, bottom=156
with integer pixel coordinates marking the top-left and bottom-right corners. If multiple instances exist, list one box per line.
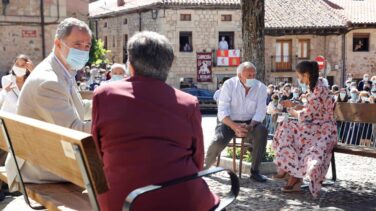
left=179, top=32, right=193, bottom=52
left=274, top=40, right=292, bottom=71
left=180, top=14, right=191, bottom=21
left=124, top=34, right=128, bottom=46
left=123, top=34, right=128, bottom=63
left=275, top=40, right=292, bottom=62
left=179, top=77, right=194, bottom=89
left=104, top=36, right=108, bottom=49
left=104, top=22, right=107, bottom=28
left=221, top=15, right=232, bottom=22
left=123, top=18, right=128, bottom=25
left=353, top=34, right=369, bottom=52
left=112, top=35, right=116, bottom=48
left=218, top=32, right=234, bottom=50
left=297, top=39, right=310, bottom=58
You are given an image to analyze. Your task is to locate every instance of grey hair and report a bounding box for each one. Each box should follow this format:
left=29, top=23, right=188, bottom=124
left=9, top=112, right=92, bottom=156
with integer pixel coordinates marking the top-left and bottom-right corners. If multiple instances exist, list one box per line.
left=236, top=61, right=257, bottom=75
left=110, top=63, right=126, bottom=73
left=55, top=17, right=92, bottom=39
left=127, top=31, right=174, bottom=82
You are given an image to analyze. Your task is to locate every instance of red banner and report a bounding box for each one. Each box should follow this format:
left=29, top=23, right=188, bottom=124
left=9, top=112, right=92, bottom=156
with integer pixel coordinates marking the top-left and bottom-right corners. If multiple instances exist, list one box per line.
left=197, top=52, right=212, bottom=82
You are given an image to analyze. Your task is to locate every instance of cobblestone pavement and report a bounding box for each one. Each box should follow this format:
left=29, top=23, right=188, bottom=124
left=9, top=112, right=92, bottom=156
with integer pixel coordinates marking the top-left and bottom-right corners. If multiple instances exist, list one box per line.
left=1, top=114, right=375, bottom=210
left=204, top=153, right=376, bottom=211
left=1, top=153, right=375, bottom=210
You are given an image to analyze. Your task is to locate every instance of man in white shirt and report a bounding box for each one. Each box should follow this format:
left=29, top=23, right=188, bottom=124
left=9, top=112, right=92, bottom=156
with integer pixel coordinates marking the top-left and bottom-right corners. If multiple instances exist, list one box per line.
left=218, top=36, right=229, bottom=50
left=205, top=62, right=268, bottom=182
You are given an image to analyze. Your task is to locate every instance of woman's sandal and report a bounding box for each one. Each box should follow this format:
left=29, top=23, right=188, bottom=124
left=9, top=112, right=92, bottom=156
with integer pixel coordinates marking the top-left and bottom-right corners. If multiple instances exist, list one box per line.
left=272, top=172, right=289, bottom=180
left=281, top=178, right=302, bottom=193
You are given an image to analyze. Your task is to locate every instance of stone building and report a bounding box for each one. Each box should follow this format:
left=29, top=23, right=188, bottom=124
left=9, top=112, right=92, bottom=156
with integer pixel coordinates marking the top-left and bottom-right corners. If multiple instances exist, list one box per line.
left=329, top=0, right=376, bottom=80
left=89, top=0, right=376, bottom=89
left=0, top=0, right=89, bottom=75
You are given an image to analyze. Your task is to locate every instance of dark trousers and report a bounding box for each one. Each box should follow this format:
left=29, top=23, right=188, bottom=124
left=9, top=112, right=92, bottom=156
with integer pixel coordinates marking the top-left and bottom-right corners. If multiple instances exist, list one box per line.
left=205, top=121, right=268, bottom=172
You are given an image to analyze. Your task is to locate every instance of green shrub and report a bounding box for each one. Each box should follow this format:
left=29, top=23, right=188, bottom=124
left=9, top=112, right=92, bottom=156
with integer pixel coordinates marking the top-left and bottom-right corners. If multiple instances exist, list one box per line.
left=226, top=143, right=275, bottom=162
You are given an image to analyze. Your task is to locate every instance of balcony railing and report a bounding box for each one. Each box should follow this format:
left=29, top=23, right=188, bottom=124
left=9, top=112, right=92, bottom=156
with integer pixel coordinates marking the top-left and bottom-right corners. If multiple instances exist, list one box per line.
left=271, top=55, right=298, bottom=72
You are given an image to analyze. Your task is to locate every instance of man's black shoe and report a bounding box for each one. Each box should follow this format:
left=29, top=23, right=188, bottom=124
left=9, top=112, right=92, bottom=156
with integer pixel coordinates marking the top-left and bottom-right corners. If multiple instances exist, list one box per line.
left=250, top=170, right=267, bottom=183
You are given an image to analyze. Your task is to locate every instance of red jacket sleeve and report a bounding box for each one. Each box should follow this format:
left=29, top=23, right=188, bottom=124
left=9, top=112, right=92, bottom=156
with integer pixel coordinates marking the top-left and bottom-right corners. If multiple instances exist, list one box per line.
left=91, top=91, right=103, bottom=158
left=191, top=99, right=204, bottom=170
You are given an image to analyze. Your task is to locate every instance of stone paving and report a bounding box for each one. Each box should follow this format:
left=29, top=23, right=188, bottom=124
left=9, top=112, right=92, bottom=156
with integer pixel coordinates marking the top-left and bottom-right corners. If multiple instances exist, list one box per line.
left=204, top=153, right=376, bottom=211
left=1, top=153, right=375, bottom=210
left=0, top=114, right=375, bottom=210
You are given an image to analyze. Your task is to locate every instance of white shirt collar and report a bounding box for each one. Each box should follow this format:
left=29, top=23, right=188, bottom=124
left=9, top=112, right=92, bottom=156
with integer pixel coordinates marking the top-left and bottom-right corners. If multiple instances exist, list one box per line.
left=53, top=53, right=76, bottom=80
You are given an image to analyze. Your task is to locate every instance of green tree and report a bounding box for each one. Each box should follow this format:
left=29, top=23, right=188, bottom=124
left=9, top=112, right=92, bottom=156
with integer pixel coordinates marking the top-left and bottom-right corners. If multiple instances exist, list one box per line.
left=88, top=37, right=110, bottom=66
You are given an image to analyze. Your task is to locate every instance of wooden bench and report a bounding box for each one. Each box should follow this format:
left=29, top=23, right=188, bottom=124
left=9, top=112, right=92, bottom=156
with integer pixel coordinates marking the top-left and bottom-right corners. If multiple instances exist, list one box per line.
left=79, top=91, right=93, bottom=100
left=0, top=111, right=239, bottom=210
left=0, top=111, right=107, bottom=210
left=331, top=102, right=376, bottom=181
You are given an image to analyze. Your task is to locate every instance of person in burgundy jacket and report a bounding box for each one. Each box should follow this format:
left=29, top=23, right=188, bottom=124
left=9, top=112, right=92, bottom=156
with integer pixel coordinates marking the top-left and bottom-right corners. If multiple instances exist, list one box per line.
left=92, top=31, right=219, bottom=211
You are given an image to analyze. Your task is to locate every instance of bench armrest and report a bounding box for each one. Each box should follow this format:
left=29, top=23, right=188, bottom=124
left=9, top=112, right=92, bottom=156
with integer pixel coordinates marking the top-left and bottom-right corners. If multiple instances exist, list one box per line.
left=123, top=167, right=240, bottom=211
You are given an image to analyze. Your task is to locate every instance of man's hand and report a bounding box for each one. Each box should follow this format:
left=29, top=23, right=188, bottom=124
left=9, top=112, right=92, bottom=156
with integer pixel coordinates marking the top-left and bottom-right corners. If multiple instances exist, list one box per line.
left=231, top=123, right=248, bottom=138
left=247, top=120, right=260, bottom=131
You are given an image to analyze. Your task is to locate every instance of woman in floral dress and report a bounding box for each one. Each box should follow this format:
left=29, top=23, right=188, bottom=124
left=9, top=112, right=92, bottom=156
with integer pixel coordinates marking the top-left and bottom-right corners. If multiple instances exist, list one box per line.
left=272, top=61, right=338, bottom=198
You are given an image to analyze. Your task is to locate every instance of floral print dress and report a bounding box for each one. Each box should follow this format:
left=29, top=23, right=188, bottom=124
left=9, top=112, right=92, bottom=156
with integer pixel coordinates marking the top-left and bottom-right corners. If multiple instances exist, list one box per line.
left=272, top=80, right=338, bottom=198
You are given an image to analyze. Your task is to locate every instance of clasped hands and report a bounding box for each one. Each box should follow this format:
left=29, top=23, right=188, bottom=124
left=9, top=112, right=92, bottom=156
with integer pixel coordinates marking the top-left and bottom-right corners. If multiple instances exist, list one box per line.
left=231, top=120, right=259, bottom=138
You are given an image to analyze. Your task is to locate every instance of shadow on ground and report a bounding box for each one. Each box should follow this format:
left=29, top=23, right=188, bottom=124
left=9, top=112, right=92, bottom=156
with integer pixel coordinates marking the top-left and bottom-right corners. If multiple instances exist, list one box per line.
left=205, top=172, right=376, bottom=211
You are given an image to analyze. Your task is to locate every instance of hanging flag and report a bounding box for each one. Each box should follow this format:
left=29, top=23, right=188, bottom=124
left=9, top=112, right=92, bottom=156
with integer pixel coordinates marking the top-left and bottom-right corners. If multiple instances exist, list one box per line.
left=217, top=49, right=241, bottom=66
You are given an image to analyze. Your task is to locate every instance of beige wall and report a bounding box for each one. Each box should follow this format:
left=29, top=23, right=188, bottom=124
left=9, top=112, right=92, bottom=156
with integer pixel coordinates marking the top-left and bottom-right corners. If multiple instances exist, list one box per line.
left=265, top=34, right=343, bottom=85
left=95, top=9, right=242, bottom=89
left=0, top=0, right=89, bottom=74
left=345, top=29, right=376, bottom=79
left=94, top=8, right=376, bottom=89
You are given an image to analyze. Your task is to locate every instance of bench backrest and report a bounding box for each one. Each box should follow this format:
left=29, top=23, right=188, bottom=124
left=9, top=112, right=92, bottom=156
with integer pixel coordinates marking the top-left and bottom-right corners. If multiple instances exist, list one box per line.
left=0, top=111, right=108, bottom=195
left=334, top=103, right=376, bottom=147
left=80, top=91, right=93, bottom=100
left=334, top=102, right=376, bottom=124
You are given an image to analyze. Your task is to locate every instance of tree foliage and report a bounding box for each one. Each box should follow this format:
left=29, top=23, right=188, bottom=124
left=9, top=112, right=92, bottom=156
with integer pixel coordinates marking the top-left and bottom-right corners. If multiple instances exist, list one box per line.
left=88, top=37, right=110, bottom=66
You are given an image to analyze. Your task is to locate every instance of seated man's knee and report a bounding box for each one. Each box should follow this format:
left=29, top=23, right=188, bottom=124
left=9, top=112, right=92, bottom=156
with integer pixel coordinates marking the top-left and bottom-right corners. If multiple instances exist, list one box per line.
left=255, top=124, right=268, bottom=135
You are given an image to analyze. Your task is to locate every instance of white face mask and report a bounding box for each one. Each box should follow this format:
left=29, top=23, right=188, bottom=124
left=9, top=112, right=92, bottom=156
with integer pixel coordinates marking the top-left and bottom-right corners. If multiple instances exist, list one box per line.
left=361, top=97, right=368, bottom=102
left=245, top=79, right=256, bottom=88
left=339, top=93, right=346, bottom=99
left=364, top=77, right=369, bottom=81
left=13, top=66, right=27, bottom=77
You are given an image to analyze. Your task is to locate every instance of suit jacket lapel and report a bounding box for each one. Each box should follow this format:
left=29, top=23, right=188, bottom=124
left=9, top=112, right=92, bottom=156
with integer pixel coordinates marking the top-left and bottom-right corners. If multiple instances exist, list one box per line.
left=49, top=53, right=85, bottom=120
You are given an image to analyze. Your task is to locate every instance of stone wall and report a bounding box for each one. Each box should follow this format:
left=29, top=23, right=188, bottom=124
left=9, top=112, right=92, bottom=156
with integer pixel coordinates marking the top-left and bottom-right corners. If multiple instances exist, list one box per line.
left=93, top=7, right=375, bottom=89
left=0, top=0, right=89, bottom=75
left=94, top=9, right=242, bottom=89
left=96, top=10, right=162, bottom=64
left=265, top=34, right=343, bottom=86
left=345, top=29, right=376, bottom=79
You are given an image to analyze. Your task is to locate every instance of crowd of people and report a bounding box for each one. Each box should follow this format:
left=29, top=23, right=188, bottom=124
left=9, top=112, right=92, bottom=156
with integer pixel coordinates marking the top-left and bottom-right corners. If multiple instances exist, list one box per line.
left=0, top=16, right=375, bottom=210
left=265, top=73, right=376, bottom=112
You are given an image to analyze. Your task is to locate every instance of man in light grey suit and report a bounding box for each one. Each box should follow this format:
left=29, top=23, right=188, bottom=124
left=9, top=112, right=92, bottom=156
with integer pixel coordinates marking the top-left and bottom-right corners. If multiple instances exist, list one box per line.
left=5, top=18, right=92, bottom=191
